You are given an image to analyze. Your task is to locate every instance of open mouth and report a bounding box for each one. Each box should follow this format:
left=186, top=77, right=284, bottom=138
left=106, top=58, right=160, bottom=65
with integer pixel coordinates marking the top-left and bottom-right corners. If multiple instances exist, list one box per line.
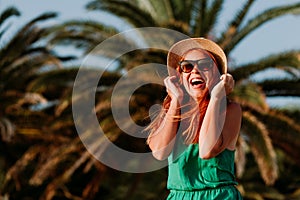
left=190, top=78, right=205, bottom=88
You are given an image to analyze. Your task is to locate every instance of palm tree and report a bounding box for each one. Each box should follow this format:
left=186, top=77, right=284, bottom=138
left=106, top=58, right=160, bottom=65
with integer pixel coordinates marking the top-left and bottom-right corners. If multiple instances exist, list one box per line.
left=0, top=6, right=113, bottom=200
left=3, top=1, right=299, bottom=199
left=48, top=0, right=300, bottom=199
left=1, top=5, right=156, bottom=199
left=0, top=7, right=65, bottom=135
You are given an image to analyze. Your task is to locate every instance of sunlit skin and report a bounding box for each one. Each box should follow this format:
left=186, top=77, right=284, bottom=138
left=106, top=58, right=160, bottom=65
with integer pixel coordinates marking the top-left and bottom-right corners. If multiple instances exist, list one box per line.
left=181, top=49, right=220, bottom=101
left=149, top=49, right=242, bottom=160
left=164, top=49, right=234, bottom=104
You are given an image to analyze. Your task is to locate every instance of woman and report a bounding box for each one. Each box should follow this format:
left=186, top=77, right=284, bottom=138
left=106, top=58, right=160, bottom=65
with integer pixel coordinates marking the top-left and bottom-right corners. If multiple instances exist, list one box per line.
left=146, top=38, right=243, bottom=199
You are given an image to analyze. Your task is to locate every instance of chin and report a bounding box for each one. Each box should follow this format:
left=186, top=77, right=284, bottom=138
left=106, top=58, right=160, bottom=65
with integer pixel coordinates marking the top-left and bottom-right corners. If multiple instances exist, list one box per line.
left=189, top=91, right=205, bottom=100
left=191, top=88, right=209, bottom=100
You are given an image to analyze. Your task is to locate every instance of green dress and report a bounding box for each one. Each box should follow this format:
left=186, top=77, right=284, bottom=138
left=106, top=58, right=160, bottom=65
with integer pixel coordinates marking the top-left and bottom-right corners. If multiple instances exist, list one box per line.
left=167, top=144, right=243, bottom=199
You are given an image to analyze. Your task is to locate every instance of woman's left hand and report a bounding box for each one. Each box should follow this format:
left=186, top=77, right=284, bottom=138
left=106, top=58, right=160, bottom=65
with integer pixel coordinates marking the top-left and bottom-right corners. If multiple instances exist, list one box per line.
left=210, top=74, right=235, bottom=99
left=222, top=74, right=235, bottom=95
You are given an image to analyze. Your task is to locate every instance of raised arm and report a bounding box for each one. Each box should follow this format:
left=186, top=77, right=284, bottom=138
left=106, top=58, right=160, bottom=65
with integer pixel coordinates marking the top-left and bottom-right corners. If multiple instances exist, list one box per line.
left=199, top=74, right=242, bottom=159
left=148, top=76, right=183, bottom=160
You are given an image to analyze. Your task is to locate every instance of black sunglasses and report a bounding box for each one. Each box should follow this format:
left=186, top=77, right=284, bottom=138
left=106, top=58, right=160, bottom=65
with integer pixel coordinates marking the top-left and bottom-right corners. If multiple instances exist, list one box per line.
left=178, top=58, right=214, bottom=73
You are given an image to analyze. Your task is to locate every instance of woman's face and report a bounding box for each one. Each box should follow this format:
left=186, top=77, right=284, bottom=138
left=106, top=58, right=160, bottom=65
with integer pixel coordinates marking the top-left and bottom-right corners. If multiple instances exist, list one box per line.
left=180, top=49, right=220, bottom=100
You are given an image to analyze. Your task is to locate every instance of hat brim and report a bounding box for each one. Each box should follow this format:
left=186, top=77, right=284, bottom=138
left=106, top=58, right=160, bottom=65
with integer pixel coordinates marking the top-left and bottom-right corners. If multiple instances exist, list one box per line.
left=167, top=38, right=227, bottom=76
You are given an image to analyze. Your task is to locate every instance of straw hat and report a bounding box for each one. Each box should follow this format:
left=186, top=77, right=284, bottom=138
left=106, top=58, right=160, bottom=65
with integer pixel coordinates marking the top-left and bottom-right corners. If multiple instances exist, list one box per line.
left=167, top=38, right=227, bottom=76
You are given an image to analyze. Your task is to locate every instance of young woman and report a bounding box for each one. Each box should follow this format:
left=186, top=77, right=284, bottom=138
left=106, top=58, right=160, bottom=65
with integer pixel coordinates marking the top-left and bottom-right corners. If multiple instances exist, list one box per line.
left=146, top=38, right=243, bottom=199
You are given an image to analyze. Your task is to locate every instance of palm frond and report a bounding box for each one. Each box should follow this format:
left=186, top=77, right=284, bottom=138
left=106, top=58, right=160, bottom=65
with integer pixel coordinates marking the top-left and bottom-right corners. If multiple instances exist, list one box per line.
left=235, top=135, right=248, bottom=178
left=130, top=0, right=157, bottom=19
left=2, top=1, right=300, bottom=198
left=87, top=0, right=157, bottom=27
left=225, top=2, right=300, bottom=53
left=47, top=19, right=119, bottom=53
left=192, top=0, right=224, bottom=37
left=82, top=167, right=106, bottom=200
left=4, top=145, right=43, bottom=190
left=0, top=6, right=20, bottom=25
left=0, top=117, right=15, bottom=142
left=242, top=111, right=278, bottom=185
left=29, top=140, right=83, bottom=186
left=0, top=6, right=20, bottom=41
left=139, top=0, right=175, bottom=22
left=26, top=68, right=79, bottom=94
left=205, top=0, right=224, bottom=36
left=3, top=53, right=62, bottom=89
left=231, top=82, right=269, bottom=112
left=258, top=109, right=300, bottom=166
left=158, top=0, right=175, bottom=21
left=191, top=0, right=207, bottom=36
left=232, top=51, right=300, bottom=81
left=26, top=12, right=57, bottom=26
left=50, top=20, right=138, bottom=60
left=260, top=79, right=300, bottom=97
left=280, top=108, right=300, bottom=120
left=171, top=0, right=194, bottom=23
left=219, top=0, right=254, bottom=48
left=123, top=49, right=166, bottom=72
left=0, top=13, right=58, bottom=72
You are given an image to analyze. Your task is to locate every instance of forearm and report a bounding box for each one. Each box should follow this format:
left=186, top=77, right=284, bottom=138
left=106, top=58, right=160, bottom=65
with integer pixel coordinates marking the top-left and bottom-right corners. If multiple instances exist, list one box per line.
left=198, top=97, right=225, bottom=158
left=148, top=99, right=180, bottom=160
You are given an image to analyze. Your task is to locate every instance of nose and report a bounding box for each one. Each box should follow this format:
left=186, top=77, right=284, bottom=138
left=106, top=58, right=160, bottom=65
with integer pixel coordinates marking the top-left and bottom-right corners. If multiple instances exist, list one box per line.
left=191, top=64, right=200, bottom=74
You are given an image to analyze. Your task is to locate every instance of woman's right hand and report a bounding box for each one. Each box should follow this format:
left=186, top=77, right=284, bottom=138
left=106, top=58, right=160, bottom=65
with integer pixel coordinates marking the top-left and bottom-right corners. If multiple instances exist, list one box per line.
left=164, top=76, right=184, bottom=103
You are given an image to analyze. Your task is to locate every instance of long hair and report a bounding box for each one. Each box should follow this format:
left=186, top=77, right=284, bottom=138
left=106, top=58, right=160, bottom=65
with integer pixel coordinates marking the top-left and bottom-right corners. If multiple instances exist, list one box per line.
left=145, top=90, right=210, bottom=144
left=145, top=48, right=220, bottom=145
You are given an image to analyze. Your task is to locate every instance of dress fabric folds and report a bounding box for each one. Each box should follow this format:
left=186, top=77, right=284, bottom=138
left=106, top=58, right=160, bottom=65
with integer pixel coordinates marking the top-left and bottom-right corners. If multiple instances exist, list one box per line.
left=167, top=144, right=243, bottom=200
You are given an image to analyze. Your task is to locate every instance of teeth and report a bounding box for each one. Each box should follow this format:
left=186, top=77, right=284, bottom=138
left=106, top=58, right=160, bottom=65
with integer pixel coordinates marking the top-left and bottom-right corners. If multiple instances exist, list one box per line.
left=191, top=78, right=204, bottom=85
left=192, top=79, right=202, bottom=83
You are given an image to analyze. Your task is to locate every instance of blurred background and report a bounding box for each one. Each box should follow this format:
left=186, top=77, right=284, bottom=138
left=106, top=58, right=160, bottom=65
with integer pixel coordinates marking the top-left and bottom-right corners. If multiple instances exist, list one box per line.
left=1, top=0, right=300, bottom=199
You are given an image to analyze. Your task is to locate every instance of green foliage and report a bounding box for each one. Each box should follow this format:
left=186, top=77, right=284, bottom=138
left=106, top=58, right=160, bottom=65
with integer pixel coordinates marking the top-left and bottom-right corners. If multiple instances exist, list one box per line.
left=1, top=1, right=300, bottom=200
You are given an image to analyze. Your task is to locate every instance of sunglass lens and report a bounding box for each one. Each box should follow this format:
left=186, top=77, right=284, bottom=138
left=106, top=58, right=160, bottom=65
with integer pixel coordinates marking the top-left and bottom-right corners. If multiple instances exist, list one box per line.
left=179, top=58, right=213, bottom=73
left=180, top=62, right=194, bottom=73
left=198, top=59, right=212, bottom=71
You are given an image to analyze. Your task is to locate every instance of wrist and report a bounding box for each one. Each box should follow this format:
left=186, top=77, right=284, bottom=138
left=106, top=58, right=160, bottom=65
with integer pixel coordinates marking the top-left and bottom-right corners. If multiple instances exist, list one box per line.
left=170, top=98, right=180, bottom=108
left=168, top=98, right=181, bottom=113
left=210, top=95, right=224, bottom=102
left=210, top=90, right=226, bottom=101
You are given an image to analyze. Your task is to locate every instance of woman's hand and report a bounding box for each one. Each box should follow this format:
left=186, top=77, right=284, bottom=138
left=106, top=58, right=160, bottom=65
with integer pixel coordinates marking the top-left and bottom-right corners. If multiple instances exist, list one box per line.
left=223, top=74, right=235, bottom=95
left=164, top=75, right=184, bottom=103
left=210, top=74, right=235, bottom=99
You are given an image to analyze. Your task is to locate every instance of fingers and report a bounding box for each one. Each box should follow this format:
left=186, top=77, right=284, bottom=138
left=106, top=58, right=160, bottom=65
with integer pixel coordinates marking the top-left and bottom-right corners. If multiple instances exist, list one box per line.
left=218, top=74, right=234, bottom=95
left=164, top=76, right=179, bottom=87
left=220, top=73, right=227, bottom=82
left=222, top=74, right=235, bottom=95
left=164, top=76, right=183, bottom=102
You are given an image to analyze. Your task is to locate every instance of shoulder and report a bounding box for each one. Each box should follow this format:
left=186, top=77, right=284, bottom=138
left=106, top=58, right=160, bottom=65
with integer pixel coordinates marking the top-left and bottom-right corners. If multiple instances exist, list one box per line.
left=227, top=101, right=242, bottom=116
left=224, top=101, right=242, bottom=149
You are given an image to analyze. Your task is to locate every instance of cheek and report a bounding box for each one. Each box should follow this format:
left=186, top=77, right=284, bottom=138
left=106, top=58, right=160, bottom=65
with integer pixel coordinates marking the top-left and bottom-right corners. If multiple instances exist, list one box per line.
left=212, top=64, right=221, bottom=77
left=181, top=75, right=190, bottom=88
left=209, top=66, right=221, bottom=81
left=205, top=72, right=219, bottom=87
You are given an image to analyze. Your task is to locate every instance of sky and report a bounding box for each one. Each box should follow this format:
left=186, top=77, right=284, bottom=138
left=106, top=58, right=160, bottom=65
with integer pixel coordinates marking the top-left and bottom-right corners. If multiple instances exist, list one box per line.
left=1, top=0, right=300, bottom=107
left=1, top=0, right=300, bottom=64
